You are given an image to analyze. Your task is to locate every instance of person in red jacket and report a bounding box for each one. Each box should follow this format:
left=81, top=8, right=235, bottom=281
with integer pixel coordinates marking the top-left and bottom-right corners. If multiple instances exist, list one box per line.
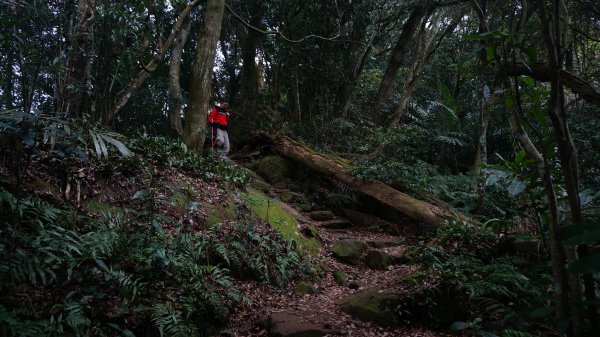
left=207, top=101, right=231, bottom=156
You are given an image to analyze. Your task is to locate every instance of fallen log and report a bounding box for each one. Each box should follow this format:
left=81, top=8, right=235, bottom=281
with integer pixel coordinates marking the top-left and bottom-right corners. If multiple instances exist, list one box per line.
left=263, top=135, right=475, bottom=228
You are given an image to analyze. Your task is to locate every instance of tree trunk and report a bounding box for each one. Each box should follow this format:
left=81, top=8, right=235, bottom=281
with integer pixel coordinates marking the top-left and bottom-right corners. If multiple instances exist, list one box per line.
left=367, top=10, right=458, bottom=160
left=509, top=110, right=570, bottom=326
left=1, top=38, right=14, bottom=110
left=371, top=4, right=428, bottom=121
left=168, top=18, right=191, bottom=139
left=182, top=0, right=225, bottom=152
left=336, top=12, right=370, bottom=118
left=58, top=0, right=95, bottom=119
left=473, top=85, right=494, bottom=173
left=238, top=0, right=263, bottom=119
left=262, top=135, right=475, bottom=228
left=108, top=0, right=202, bottom=122
left=473, top=83, right=497, bottom=212
left=537, top=1, right=595, bottom=334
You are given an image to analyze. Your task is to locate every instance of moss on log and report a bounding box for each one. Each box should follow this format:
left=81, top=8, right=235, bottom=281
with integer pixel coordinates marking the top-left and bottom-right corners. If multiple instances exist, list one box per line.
left=263, top=135, right=474, bottom=228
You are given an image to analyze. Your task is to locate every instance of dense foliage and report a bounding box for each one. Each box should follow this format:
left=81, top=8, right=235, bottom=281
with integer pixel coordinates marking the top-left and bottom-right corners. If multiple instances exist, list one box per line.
left=0, top=114, right=310, bottom=336
left=2, top=0, right=600, bottom=336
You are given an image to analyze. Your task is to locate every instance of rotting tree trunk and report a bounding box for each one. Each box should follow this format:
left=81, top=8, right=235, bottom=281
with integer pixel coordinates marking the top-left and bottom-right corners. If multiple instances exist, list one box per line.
left=263, top=135, right=474, bottom=228
left=182, top=0, right=225, bottom=152
left=168, top=18, right=191, bottom=139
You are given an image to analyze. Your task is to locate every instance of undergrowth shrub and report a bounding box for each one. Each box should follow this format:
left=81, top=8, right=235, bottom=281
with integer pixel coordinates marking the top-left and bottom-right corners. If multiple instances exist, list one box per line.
left=128, top=133, right=249, bottom=186
left=402, top=220, right=552, bottom=336
left=0, top=186, right=310, bottom=336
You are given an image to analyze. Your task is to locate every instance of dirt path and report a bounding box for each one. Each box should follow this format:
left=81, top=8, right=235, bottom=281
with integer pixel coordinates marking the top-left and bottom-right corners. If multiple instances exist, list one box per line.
left=223, top=207, right=452, bottom=337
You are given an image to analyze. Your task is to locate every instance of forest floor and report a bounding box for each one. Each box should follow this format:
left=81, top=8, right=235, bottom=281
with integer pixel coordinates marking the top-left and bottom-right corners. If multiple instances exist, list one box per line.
left=222, top=160, right=454, bottom=337
left=1, top=146, right=456, bottom=337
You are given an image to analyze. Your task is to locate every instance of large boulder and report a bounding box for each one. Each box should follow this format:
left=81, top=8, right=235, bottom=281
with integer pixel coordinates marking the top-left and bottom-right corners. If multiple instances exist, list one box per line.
left=241, top=188, right=319, bottom=255
left=329, top=239, right=368, bottom=264
left=269, top=311, right=339, bottom=337
left=338, top=288, right=401, bottom=326
left=309, top=210, right=335, bottom=221
left=364, top=250, right=393, bottom=270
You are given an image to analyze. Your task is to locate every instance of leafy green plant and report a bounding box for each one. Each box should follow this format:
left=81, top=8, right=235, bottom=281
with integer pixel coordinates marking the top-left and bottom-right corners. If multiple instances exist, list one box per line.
left=129, top=133, right=249, bottom=186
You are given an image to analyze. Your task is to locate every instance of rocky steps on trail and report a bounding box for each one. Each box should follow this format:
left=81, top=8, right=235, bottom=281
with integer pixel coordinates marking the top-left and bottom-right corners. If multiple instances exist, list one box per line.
left=225, top=165, right=451, bottom=337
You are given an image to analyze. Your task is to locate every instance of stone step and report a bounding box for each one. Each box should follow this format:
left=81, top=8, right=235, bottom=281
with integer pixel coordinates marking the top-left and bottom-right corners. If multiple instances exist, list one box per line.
left=318, top=218, right=353, bottom=229
left=366, top=239, right=405, bottom=248
left=268, top=311, right=341, bottom=337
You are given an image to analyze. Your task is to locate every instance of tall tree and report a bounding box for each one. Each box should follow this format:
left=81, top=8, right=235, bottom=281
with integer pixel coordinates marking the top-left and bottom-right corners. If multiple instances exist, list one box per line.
left=371, top=4, right=429, bottom=122
left=59, top=0, right=95, bottom=118
left=182, top=0, right=225, bottom=152
left=168, top=17, right=192, bottom=138
left=237, top=0, right=264, bottom=120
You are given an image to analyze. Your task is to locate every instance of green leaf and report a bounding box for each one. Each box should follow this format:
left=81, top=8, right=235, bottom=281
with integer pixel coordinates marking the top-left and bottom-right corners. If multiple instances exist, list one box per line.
left=133, top=190, right=150, bottom=199
left=522, top=47, right=538, bottom=63
left=101, top=134, right=133, bottom=157
left=514, top=150, right=526, bottom=164
left=95, top=259, right=110, bottom=273
left=521, top=76, right=535, bottom=86
left=449, top=321, right=470, bottom=332
left=122, top=329, right=136, bottom=337
left=504, top=96, right=514, bottom=108
left=464, top=33, right=483, bottom=40
left=485, top=45, right=496, bottom=62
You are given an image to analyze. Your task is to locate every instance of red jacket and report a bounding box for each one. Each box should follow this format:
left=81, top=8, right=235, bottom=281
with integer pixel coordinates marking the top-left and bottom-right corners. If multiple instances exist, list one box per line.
left=207, top=105, right=229, bottom=129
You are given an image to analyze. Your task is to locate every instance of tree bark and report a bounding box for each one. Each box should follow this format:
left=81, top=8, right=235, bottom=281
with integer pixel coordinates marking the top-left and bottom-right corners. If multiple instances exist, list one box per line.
left=182, top=0, right=225, bottom=152
left=263, top=135, right=475, bottom=228
left=504, top=62, right=600, bottom=106
left=59, top=0, right=95, bottom=119
left=537, top=0, right=593, bottom=334
left=238, top=0, right=263, bottom=119
left=473, top=85, right=497, bottom=173
left=509, top=110, right=570, bottom=326
left=167, top=18, right=191, bottom=139
left=371, top=4, right=429, bottom=121
left=336, top=11, right=370, bottom=118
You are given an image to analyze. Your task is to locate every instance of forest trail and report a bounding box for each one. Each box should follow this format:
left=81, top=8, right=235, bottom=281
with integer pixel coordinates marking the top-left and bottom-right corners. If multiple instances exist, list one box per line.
left=224, top=165, right=451, bottom=337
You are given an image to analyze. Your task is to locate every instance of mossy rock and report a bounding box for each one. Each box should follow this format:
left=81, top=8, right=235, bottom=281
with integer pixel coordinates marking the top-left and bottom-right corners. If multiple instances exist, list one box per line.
left=256, top=155, right=292, bottom=184
left=332, top=269, right=347, bottom=286
left=296, top=203, right=315, bottom=212
left=365, top=250, right=393, bottom=270
left=309, top=210, right=335, bottom=221
left=249, top=179, right=271, bottom=193
left=296, top=282, right=318, bottom=294
left=339, top=288, right=401, bottom=326
left=302, top=224, right=318, bottom=238
left=241, top=188, right=319, bottom=255
left=280, top=190, right=304, bottom=203
left=205, top=200, right=237, bottom=227
left=330, top=239, right=368, bottom=264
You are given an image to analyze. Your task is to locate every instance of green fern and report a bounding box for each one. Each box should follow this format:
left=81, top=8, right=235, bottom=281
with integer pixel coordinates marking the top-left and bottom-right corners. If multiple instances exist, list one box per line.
left=151, top=304, right=198, bottom=337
